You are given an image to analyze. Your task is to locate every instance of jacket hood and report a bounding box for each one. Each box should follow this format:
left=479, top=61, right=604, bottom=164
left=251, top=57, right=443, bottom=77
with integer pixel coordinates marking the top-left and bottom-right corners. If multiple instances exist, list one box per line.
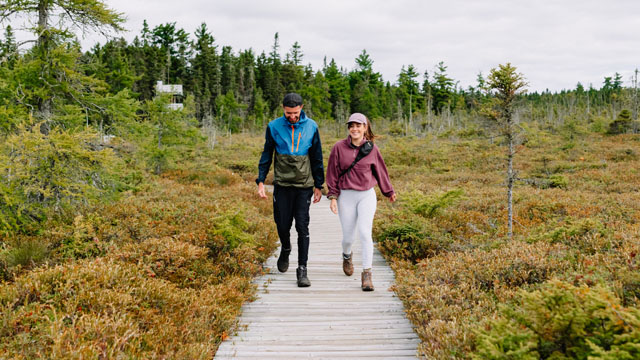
left=281, top=109, right=308, bottom=128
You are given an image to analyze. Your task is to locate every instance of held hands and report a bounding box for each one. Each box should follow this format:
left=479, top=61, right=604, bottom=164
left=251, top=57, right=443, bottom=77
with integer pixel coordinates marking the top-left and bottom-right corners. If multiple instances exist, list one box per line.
left=257, top=182, right=267, bottom=199
left=330, top=198, right=338, bottom=214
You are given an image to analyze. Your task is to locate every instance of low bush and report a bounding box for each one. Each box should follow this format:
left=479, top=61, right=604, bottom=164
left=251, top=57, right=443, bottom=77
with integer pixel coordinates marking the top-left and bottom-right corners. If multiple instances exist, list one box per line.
left=548, top=174, right=568, bottom=189
left=0, top=154, right=278, bottom=357
left=376, top=214, right=451, bottom=262
left=473, top=279, right=640, bottom=360
left=393, top=241, right=571, bottom=358
left=530, top=218, right=612, bottom=254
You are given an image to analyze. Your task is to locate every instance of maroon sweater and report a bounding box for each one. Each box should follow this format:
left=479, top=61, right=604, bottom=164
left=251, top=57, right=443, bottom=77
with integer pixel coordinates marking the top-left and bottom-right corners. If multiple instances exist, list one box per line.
left=326, top=137, right=395, bottom=199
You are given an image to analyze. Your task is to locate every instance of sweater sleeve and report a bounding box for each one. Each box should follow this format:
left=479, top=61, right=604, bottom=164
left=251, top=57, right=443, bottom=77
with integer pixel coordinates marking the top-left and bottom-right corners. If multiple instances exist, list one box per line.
left=309, top=128, right=325, bottom=189
left=372, top=146, right=395, bottom=197
left=255, top=126, right=275, bottom=185
left=325, top=143, right=340, bottom=198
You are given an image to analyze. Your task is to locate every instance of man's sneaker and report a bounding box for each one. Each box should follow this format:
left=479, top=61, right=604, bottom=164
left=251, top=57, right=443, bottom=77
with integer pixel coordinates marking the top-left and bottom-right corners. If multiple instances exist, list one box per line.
left=277, top=248, right=291, bottom=273
left=361, top=269, right=374, bottom=291
left=342, top=252, right=354, bottom=276
left=296, top=265, right=311, bottom=287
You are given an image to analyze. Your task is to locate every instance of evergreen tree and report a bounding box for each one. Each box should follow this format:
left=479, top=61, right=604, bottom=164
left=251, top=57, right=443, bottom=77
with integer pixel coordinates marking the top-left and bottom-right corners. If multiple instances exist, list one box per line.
left=290, top=41, right=303, bottom=66
left=151, top=22, right=192, bottom=86
left=349, top=49, right=382, bottom=117
left=128, top=32, right=164, bottom=101
left=281, top=43, right=305, bottom=94
left=192, top=23, right=220, bottom=122
left=219, top=46, right=236, bottom=96
left=0, top=0, right=125, bottom=123
left=483, top=63, right=527, bottom=240
left=265, top=33, right=284, bottom=113
left=431, top=61, right=455, bottom=114
left=397, top=64, right=420, bottom=120
left=236, top=49, right=256, bottom=117
left=0, top=25, right=17, bottom=68
left=324, top=58, right=350, bottom=121
left=86, top=38, right=137, bottom=94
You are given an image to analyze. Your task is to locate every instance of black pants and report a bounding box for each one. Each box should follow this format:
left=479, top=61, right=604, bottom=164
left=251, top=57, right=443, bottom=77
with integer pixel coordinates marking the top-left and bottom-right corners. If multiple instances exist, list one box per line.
left=273, top=185, right=313, bottom=267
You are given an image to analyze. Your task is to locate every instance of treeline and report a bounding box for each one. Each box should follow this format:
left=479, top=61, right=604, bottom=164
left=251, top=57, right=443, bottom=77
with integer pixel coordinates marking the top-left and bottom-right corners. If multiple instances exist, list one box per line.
left=3, top=19, right=638, bottom=135
left=81, top=23, right=640, bottom=133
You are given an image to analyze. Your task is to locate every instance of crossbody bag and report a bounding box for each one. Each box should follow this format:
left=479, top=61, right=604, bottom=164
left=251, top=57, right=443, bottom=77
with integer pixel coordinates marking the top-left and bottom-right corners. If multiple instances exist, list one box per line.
left=339, top=140, right=373, bottom=178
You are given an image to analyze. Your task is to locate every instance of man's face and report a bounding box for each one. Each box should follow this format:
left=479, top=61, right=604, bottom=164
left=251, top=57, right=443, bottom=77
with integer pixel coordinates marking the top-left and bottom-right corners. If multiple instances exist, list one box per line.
left=284, top=105, right=303, bottom=123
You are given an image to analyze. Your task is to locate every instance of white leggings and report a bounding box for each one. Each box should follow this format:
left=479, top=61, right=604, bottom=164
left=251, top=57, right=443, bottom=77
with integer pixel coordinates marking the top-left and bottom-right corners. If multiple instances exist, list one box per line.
left=337, top=188, right=377, bottom=269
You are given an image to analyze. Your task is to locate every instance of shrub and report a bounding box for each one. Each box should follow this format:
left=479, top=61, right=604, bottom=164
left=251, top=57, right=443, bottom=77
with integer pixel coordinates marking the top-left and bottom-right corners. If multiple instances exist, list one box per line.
left=473, top=279, right=640, bottom=360
left=1, top=238, right=49, bottom=269
left=607, top=110, right=633, bottom=135
left=376, top=215, right=451, bottom=262
left=536, top=218, right=611, bottom=254
left=0, top=123, right=120, bottom=235
left=56, top=214, right=108, bottom=259
left=548, top=174, right=568, bottom=189
left=407, top=189, right=464, bottom=218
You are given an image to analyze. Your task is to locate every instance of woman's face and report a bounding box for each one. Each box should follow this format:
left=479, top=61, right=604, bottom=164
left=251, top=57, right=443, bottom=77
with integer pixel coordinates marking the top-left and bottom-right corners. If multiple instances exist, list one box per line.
left=348, top=122, right=367, bottom=141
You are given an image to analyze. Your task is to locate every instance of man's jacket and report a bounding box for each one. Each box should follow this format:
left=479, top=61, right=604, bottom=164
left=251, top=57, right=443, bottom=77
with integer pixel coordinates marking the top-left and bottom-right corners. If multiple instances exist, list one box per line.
left=256, top=110, right=324, bottom=188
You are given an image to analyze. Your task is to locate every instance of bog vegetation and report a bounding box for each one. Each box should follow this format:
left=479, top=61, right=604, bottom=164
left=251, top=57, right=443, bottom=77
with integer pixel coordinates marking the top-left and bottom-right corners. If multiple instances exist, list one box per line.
left=1, top=0, right=640, bottom=358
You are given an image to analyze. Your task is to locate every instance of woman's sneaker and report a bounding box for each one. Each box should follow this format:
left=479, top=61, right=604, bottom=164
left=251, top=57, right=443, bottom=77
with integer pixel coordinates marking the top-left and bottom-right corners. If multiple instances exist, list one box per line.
left=342, top=252, right=354, bottom=276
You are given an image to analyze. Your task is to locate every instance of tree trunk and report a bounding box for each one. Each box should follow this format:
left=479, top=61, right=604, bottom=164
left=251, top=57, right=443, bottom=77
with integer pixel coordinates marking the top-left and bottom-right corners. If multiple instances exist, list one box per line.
left=36, top=0, right=53, bottom=126
left=507, top=131, right=514, bottom=240
left=37, top=0, right=49, bottom=49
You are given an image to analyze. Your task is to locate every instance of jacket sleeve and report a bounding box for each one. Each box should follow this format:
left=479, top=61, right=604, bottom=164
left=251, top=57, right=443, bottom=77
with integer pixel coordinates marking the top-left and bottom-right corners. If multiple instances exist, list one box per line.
left=309, top=128, right=325, bottom=189
left=372, top=146, right=395, bottom=197
left=325, top=144, right=340, bottom=198
left=256, top=126, right=275, bottom=185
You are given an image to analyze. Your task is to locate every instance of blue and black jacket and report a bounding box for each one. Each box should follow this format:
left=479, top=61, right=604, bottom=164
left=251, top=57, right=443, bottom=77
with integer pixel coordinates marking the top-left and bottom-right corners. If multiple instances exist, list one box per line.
left=256, top=110, right=324, bottom=189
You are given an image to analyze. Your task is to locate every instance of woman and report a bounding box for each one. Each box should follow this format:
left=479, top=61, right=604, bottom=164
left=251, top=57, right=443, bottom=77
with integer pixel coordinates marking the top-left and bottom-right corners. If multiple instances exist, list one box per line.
left=326, top=113, right=396, bottom=291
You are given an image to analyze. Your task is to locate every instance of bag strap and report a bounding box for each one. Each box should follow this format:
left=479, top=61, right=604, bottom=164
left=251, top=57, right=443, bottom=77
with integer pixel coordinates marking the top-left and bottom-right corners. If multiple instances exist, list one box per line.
left=339, top=141, right=373, bottom=178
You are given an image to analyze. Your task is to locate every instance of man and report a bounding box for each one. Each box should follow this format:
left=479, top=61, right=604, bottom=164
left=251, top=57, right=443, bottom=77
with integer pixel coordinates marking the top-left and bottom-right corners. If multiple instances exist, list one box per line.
left=256, top=93, right=324, bottom=287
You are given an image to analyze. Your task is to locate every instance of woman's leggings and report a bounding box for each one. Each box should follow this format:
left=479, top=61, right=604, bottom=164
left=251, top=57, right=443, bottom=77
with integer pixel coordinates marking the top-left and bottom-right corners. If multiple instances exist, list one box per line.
left=337, top=188, right=377, bottom=269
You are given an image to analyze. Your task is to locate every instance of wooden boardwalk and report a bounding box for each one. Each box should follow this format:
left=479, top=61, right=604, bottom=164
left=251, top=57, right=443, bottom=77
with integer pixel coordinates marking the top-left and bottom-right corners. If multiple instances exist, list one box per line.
left=215, top=195, right=419, bottom=359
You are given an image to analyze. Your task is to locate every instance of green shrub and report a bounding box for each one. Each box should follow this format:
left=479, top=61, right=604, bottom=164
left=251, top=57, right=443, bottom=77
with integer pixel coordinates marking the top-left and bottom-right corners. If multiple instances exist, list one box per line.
left=0, top=123, right=120, bottom=235
left=548, top=174, right=568, bottom=189
left=473, top=280, right=640, bottom=360
left=407, top=189, right=464, bottom=218
left=2, top=239, right=49, bottom=269
left=607, top=110, right=633, bottom=135
left=207, top=211, right=255, bottom=254
left=376, top=213, right=451, bottom=262
left=590, top=116, right=608, bottom=133
left=529, top=218, right=611, bottom=254
left=56, top=215, right=108, bottom=259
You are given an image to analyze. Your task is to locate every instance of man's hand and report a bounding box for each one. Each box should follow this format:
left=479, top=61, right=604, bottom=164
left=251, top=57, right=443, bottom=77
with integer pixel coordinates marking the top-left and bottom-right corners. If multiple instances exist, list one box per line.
left=258, top=182, right=267, bottom=199
left=389, top=193, right=397, bottom=202
left=330, top=199, right=338, bottom=214
left=313, top=188, right=322, bottom=203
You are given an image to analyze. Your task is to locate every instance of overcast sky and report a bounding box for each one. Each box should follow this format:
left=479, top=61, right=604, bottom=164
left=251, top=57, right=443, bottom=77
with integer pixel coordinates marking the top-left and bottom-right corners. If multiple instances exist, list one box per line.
left=9, top=0, right=640, bottom=92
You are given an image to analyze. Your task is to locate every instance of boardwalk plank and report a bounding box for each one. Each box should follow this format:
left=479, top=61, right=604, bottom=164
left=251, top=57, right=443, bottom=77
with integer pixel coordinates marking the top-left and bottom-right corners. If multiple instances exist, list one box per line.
left=215, top=196, right=419, bottom=359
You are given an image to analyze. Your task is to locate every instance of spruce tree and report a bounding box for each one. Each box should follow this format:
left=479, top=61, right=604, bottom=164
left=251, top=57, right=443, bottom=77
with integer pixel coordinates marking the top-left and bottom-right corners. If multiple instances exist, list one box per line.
left=483, top=63, right=527, bottom=240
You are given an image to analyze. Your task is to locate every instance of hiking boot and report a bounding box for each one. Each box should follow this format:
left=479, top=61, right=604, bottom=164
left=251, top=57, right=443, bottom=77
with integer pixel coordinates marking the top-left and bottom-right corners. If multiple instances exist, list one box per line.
left=361, top=269, right=374, bottom=291
left=342, top=252, right=354, bottom=276
left=277, top=248, right=291, bottom=273
left=296, top=265, right=311, bottom=287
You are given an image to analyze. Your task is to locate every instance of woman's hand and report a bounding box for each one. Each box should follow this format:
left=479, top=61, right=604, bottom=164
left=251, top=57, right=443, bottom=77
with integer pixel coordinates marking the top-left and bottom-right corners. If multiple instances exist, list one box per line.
left=330, top=198, right=338, bottom=214
left=389, top=193, right=397, bottom=202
